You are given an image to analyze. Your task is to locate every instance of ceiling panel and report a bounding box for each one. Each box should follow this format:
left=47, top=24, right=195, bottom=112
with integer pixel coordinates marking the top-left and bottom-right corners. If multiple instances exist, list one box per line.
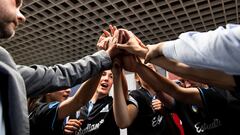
left=0, top=0, right=239, bottom=66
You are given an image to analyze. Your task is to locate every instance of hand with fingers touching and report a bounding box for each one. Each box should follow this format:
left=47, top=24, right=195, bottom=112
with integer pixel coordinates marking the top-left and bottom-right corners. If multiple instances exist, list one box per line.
left=110, top=28, right=133, bottom=56
left=116, top=30, right=148, bottom=58
left=105, top=38, right=121, bottom=59
left=64, top=119, right=84, bottom=135
left=96, top=25, right=122, bottom=59
left=100, top=27, right=131, bottom=49
left=96, top=29, right=111, bottom=50
left=113, top=28, right=130, bottom=44
left=97, top=25, right=141, bottom=51
left=97, top=25, right=148, bottom=59
left=97, top=37, right=112, bottom=50
left=109, top=24, right=117, bottom=36
left=97, top=25, right=117, bottom=50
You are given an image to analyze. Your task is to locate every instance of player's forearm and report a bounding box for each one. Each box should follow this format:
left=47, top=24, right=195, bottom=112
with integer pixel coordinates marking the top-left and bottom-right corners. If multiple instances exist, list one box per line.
left=113, top=71, right=132, bottom=128
left=136, top=63, right=202, bottom=105
left=150, top=57, right=235, bottom=90
left=58, top=73, right=101, bottom=119
left=136, top=63, right=177, bottom=94
left=135, top=63, right=188, bottom=102
left=72, top=73, right=101, bottom=107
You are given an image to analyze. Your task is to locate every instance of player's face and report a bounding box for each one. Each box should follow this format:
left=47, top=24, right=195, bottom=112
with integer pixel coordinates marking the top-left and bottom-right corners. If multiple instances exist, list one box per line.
left=47, top=89, right=71, bottom=102
left=96, top=70, right=113, bottom=96
left=0, top=0, right=25, bottom=39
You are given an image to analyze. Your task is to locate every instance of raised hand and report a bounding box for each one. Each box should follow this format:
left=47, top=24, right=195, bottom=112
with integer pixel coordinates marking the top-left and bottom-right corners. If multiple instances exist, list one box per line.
left=116, top=31, right=148, bottom=58
left=97, top=30, right=111, bottom=50
left=112, top=28, right=130, bottom=44
left=97, top=24, right=117, bottom=50
left=109, top=24, right=117, bottom=36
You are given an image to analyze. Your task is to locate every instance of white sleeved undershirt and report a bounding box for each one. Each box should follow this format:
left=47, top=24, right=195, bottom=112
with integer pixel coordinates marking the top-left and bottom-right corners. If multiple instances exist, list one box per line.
left=162, top=24, right=240, bottom=75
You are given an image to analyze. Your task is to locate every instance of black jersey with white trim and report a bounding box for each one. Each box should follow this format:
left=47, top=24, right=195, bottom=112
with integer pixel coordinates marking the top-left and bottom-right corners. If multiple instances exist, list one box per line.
left=76, top=96, right=120, bottom=135
left=127, top=88, right=180, bottom=135
left=29, top=101, right=64, bottom=135
left=174, top=87, right=240, bottom=135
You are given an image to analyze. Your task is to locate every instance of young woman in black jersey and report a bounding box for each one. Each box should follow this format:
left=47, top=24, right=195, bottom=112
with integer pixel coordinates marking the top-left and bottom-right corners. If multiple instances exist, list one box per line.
left=63, top=70, right=120, bottom=135
left=28, top=74, right=102, bottom=135
left=112, top=58, right=180, bottom=135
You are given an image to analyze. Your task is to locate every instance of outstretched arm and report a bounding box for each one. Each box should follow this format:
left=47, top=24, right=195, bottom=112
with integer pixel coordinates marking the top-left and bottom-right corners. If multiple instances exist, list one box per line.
left=19, top=24, right=122, bottom=98
left=114, top=28, right=236, bottom=89
left=121, top=55, right=202, bottom=106
left=117, top=38, right=236, bottom=90
left=144, top=24, right=240, bottom=75
left=57, top=73, right=102, bottom=120
left=112, top=59, right=138, bottom=128
left=18, top=51, right=111, bottom=98
left=150, top=57, right=235, bottom=90
left=133, top=62, right=202, bottom=106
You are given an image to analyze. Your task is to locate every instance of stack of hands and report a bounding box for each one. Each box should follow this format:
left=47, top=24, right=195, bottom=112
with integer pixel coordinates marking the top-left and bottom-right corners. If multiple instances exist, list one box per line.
left=96, top=25, right=165, bottom=72
left=96, top=25, right=146, bottom=72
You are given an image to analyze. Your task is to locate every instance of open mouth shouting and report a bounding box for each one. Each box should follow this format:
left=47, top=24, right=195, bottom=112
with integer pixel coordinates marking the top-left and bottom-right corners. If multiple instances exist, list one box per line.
left=100, top=82, right=109, bottom=90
